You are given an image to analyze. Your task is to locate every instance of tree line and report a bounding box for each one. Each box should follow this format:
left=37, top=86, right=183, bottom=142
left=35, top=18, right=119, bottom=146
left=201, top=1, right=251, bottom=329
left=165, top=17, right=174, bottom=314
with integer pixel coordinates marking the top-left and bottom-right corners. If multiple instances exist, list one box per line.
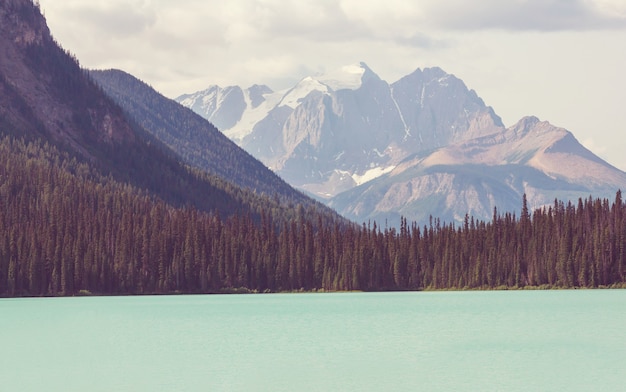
left=1, top=135, right=625, bottom=297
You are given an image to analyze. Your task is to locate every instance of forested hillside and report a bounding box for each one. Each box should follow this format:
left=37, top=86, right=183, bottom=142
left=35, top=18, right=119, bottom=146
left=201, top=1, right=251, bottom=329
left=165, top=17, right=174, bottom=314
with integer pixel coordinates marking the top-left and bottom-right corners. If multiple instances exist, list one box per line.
left=0, top=0, right=341, bottom=223
left=0, top=136, right=336, bottom=296
left=89, top=69, right=322, bottom=209
left=1, top=134, right=624, bottom=296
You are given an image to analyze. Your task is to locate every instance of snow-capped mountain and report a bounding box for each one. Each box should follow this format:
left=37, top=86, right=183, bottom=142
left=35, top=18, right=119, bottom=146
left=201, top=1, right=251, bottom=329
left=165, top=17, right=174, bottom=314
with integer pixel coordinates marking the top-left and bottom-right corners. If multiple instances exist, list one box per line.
left=177, top=63, right=626, bottom=225
left=177, top=62, right=503, bottom=198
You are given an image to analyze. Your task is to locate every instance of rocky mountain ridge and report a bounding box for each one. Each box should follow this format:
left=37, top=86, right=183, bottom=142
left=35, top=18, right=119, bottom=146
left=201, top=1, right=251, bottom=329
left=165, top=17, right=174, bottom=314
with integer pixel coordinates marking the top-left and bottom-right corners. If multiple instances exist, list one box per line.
left=177, top=63, right=504, bottom=199
left=178, top=63, right=626, bottom=225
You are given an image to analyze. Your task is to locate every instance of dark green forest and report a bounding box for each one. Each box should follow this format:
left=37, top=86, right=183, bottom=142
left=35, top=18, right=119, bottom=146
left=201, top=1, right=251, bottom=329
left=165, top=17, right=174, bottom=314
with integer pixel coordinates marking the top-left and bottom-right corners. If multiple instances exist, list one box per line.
left=2, top=134, right=625, bottom=297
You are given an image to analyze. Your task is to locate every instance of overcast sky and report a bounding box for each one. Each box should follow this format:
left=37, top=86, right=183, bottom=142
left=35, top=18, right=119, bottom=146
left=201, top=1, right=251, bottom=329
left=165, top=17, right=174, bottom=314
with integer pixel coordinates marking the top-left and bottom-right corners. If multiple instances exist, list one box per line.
left=38, top=0, right=626, bottom=170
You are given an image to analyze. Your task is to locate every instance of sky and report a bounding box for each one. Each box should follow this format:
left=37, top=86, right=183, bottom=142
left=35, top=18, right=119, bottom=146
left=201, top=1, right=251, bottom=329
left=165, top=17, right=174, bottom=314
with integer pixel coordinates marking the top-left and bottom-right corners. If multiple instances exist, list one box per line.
left=37, top=0, right=626, bottom=170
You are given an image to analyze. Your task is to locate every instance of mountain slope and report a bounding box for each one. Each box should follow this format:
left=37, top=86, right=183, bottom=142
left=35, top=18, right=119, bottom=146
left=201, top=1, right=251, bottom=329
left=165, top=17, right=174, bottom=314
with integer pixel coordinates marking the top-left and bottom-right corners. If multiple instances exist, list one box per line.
left=89, top=69, right=325, bottom=209
left=329, top=117, right=626, bottom=224
left=0, top=0, right=233, bottom=214
left=0, top=0, right=342, bottom=225
left=0, top=0, right=134, bottom=151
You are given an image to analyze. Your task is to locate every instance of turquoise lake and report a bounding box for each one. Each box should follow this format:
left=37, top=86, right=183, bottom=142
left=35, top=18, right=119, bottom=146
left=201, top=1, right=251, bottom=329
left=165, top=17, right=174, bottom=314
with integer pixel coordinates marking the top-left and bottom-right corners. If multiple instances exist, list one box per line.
left=1, top=290, right=625, bottom=391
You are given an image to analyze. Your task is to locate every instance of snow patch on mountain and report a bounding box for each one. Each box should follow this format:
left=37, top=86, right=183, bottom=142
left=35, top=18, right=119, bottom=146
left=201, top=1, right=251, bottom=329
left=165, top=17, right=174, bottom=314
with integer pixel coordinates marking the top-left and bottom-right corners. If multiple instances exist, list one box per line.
left=225, top=88, right=285, bottom=142
left=389, top=87, right=411, bottom=140
left=279, top=77, right=329, bottom=108
left=317, top=63, right=366, bottom=91
left=176, top=85, right=219, bottom=117
left=352, top=165, right=396, bottom=186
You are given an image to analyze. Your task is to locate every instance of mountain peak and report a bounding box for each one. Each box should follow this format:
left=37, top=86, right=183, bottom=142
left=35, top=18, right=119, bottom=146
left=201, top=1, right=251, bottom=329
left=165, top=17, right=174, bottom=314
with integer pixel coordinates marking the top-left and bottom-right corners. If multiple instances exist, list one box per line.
left=399, top=66, right=448, bottom=82
left=246, top=84, right=273, bottom=108
left=509, top=116, right=552, bottom=136
left=515, top=115, right=541, bottom=127
left=279, top=62, right=379, bottom=103
left=279, top=76, right=329, bottom=108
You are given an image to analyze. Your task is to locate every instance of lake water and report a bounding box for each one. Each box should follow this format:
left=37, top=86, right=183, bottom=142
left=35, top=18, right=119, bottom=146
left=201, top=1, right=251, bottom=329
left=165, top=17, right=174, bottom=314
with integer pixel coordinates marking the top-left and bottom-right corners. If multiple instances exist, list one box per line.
left=1, top=290, right=625, bottom=391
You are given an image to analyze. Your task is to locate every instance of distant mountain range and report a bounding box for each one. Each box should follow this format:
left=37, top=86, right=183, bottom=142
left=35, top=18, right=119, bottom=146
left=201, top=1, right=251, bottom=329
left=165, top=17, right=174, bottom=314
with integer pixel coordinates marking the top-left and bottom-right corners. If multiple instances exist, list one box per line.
left=177, top=62, right=626, bottom=225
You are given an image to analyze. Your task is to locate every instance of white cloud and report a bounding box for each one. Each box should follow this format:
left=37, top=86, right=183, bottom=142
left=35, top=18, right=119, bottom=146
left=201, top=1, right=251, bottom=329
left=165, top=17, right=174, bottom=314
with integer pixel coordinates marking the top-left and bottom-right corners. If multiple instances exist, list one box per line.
left=421, top=0, right=626, bottom=31
left=588, top=0, right=626, bottom=17
left=45, top=1, right=156, bottom=37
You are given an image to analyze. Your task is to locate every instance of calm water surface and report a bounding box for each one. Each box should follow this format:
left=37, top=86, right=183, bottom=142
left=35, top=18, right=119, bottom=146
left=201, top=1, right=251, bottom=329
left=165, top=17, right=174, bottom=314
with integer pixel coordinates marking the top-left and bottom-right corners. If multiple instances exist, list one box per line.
left=1, top=290, right=625, bottom=391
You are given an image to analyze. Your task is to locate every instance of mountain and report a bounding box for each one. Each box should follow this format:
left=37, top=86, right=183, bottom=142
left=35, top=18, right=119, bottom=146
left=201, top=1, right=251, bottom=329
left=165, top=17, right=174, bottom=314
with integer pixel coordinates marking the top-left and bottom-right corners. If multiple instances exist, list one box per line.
left=0, top=0, right=134, bottom=152
left=178, top=63, right=626, bottom=225
left=330, top=116, right=626, bottom=224
left=0, top=0, right=340, bottom=225
left=89, top=69, right=326, bottom=210
left=177, top=63, right=504, bottom=199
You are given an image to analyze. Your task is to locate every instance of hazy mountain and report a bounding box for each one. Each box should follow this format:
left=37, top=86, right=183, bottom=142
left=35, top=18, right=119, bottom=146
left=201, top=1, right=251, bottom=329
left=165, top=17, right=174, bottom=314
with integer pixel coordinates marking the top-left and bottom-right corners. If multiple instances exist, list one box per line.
left=177, top=63, right=503, bottom=198
left=330, top=116, right=626, bottom=224
left=178, top=63, right=626, bottom=225
left=90, top=69, right=328, bottom=210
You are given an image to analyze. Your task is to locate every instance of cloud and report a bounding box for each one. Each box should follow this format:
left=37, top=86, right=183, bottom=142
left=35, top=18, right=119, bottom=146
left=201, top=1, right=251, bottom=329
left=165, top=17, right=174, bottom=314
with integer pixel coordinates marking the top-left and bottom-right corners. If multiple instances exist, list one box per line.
left=423, top=0, right=626, bottom=31
left=395, top=33, right=449, bottom=49
left=249, top=1, right=363, bottom=40
left=172, top=0, right=438, bottom=48
left=591, top=0, right=626, bottom=18
left=51, top=1, right=157, bottom=37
